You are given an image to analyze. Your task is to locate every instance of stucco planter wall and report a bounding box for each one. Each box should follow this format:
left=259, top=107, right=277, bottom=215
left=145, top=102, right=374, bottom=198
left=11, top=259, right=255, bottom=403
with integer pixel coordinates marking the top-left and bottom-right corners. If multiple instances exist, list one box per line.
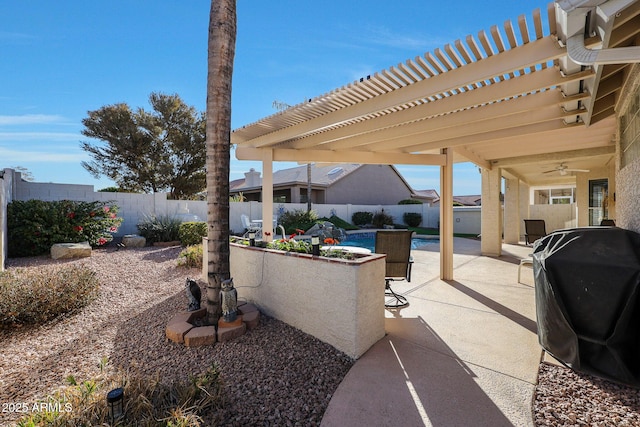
left=203, top=241, right=386, bottom=359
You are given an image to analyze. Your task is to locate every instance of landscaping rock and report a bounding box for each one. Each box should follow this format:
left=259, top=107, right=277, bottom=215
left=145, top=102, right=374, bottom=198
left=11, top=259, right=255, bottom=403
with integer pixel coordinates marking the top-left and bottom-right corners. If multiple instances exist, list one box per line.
left=50, top=242, right=91, bottom=260
left=122, top=234, right=146, bottom=248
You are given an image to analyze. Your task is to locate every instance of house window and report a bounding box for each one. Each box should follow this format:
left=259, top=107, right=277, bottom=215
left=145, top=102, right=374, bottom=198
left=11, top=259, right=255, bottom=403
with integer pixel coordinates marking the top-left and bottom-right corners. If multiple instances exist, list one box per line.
left=620, top=88, right=640, bottom=169
left=533, top=187, right=575, bottom=205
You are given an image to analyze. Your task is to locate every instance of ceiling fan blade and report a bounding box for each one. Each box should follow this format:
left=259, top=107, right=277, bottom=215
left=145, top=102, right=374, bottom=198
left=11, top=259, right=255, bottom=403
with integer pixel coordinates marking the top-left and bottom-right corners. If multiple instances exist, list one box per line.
left=564, top=168, right=590, bottom=173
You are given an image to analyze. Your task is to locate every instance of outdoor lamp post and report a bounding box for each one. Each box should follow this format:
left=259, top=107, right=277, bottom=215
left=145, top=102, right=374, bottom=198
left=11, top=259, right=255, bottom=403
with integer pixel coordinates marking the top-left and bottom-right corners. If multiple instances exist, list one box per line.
left=107, top=387, right=124, bottom=425
left=248, top=231, right=256, bottom=246
left=311, top=234, right=320, bottom=256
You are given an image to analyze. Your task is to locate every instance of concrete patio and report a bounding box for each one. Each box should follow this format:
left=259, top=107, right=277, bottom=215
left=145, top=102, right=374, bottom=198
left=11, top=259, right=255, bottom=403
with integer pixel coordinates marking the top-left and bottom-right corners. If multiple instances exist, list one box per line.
left=321, top=237, right=542, bottom=427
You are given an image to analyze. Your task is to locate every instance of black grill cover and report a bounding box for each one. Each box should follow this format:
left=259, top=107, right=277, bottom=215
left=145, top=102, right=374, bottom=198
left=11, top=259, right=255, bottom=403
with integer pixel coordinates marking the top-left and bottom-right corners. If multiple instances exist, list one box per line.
left=533, top=227, right=640, bottom=387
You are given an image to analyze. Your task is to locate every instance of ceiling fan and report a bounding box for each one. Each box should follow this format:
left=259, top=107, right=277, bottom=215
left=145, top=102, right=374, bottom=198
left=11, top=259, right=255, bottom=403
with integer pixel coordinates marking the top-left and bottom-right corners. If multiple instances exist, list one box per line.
left=542, top=163, right=590, bottom=176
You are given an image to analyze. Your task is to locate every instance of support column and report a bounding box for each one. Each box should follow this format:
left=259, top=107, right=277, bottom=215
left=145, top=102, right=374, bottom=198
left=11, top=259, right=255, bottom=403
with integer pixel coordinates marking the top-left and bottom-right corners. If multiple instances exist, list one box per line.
left=439, top=148, right=454, bottom=280
left=262, top=150, right=274, bottom=242
left=481, top=167, right=502, bottom=256
left=503, top=178, right=520, bottom=244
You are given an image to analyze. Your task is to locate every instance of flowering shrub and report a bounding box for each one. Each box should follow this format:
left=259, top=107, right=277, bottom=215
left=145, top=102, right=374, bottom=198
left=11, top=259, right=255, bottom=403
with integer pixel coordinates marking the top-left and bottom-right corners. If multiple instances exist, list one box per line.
left=7, top=200, right=123, bottom=257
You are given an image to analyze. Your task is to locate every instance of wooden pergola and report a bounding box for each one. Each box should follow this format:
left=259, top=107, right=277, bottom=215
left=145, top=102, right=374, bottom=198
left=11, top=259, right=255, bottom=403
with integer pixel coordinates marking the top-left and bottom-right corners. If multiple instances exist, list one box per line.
left=231, top=0, right=640, bottom=280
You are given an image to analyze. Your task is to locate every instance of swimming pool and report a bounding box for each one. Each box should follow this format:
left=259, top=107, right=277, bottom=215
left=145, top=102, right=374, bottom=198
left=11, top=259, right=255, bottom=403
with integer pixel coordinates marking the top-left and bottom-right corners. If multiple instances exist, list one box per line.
left=337, top=231, right=438, bottom=252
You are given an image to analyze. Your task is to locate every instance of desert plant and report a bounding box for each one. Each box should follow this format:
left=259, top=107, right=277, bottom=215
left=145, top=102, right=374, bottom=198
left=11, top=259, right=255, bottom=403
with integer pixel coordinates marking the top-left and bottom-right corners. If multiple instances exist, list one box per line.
left=16, top=361, right=224, bottom=426
left=177, top=244, right=204, bottom=268
left=372, top=210, right=394, bottom=228
left=403, top=212, right=422, bottom=227
left=351, top=211, right=373, bottom=226
left=0, top=266, right=99, bottom=327
left=278, top=209, right=318, bottom=234
left=137, top=214, right=182, bottom=244
left=179, top=221, right=207, bottom=246
left=7, top=200, right=123, bottom=257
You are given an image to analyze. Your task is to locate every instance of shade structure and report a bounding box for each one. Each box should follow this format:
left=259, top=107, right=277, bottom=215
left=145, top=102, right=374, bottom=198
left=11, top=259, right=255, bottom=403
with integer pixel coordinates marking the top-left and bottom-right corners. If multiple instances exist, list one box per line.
left=533, top=227, right=640, bottom=387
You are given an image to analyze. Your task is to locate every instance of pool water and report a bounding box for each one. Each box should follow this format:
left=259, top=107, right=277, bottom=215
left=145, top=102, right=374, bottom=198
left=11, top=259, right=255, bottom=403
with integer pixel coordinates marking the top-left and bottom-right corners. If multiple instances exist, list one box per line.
left=338, top=232, right=438, bottom=252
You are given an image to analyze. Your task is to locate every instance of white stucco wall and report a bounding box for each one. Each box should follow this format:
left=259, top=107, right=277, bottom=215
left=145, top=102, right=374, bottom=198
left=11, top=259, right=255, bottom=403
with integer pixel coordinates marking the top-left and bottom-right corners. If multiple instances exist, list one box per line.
left=212, top=243, right=386, bottom=359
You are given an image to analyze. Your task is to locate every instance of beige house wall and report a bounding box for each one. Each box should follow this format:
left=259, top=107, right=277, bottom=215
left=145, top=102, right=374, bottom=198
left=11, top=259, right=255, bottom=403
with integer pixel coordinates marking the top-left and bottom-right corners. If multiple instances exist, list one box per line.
left=326, top=165, right=412, bottom=205
left=616, top=64, right=640, bottom=233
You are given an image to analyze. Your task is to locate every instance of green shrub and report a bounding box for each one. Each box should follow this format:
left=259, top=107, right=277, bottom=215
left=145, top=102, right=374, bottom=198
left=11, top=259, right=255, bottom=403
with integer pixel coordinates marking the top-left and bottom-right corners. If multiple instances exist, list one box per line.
left=403, top=212, right=423, bottom=227
left=137, top=214, right=182, bottom=244
left=279, top=209, right=318, bottom=234
left=179, top=221, right=207, bottom=246
left=351, top=211, right=373, bottom=226
left=178, top=244, right=204, bottom=268
left=319, top=215, right=359, bottom=230
left=372, top=210, right=394, bottom=228
left=7, top=200, right=123, bottom=257
left=0, top=266, right=99, bottom=327
left=16, top=361, right=224, bottom=426
left=398, top=199, right=423, bottom=205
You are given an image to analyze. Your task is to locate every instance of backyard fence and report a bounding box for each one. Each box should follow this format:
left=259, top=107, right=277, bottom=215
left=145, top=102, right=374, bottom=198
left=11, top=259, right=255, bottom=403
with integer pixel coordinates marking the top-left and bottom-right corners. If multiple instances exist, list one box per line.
left=0, top=167, right=573, bottom=270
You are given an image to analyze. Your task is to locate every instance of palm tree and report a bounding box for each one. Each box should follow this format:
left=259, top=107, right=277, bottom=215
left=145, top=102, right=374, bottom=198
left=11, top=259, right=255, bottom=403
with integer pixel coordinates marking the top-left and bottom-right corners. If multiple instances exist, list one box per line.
left=204, top=0, right=236, bottom=325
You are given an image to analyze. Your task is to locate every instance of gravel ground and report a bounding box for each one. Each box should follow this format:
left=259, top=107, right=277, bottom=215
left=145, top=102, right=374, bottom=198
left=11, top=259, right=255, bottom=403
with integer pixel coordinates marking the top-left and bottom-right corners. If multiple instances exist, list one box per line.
left=0, top=246, right=353, bottom=426
left=4, top=246, right=640, bottom=426
left=534, top=362, right=640, bottom=426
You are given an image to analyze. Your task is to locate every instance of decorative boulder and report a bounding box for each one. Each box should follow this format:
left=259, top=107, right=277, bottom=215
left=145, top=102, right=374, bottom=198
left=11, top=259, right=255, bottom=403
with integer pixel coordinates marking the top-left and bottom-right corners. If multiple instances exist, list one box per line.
left=122, top=234, right=146, bottom=248
left=51, top=242, right=92, bottom=260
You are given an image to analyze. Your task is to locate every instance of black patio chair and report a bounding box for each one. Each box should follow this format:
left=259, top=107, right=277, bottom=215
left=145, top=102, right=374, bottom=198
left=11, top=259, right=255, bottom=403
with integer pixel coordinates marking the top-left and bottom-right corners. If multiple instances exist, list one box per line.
left=375, top=230, right=413, bottom=308
left=524, top=219, right=547, bottom=245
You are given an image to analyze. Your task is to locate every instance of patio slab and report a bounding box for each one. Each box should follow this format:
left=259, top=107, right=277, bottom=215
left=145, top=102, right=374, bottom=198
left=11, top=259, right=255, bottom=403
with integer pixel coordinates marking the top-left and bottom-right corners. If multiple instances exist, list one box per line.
left=321, top=238, right=542, bottom=427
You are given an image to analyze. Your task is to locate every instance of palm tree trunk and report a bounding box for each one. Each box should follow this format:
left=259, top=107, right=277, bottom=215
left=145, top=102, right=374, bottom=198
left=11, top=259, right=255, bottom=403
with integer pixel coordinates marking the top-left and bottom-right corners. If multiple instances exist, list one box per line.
left=205, top=0, right=236, bottom=325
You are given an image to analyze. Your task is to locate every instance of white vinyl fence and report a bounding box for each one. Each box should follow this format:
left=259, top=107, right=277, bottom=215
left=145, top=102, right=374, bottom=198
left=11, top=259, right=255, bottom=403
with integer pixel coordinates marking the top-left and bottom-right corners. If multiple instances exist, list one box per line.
left=0, top=168, right=488, bottom=270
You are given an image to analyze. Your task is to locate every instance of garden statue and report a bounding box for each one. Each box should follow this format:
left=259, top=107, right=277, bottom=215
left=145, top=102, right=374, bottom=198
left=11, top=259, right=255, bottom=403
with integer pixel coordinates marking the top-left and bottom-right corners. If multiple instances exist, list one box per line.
left=185, top=277, right=201, bottom=311
left=220, top=278, right=238, bottom=322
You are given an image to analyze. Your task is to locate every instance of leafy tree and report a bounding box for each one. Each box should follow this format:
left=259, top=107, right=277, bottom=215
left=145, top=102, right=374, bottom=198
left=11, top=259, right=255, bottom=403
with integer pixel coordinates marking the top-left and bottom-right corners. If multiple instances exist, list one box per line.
left=80, top=92, right=206, bottom=199
left=204, top=0, right=236, bottom=325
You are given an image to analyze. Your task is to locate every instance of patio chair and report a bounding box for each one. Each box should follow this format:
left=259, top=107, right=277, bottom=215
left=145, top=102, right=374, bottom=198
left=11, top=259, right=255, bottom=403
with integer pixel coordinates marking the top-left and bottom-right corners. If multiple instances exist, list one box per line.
left=600, top=219, right=616, bottom=226
left=524, top=219, right=547, bottom=245
left=375, top=230, right=413, bottom=308
left=241, top=214, right=262, bottom=238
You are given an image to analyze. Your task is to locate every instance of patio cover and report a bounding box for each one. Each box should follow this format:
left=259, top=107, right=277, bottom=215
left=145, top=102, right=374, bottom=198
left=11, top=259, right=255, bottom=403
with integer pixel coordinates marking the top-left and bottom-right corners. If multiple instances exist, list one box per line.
left=231, top=0, right=640, bottom=279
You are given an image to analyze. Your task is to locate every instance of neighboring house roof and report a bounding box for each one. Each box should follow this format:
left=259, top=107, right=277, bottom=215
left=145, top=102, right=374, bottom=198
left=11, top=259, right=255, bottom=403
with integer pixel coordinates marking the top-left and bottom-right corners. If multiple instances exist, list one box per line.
left=412, top=189, right=439, bottom=200
left=433, top=195, right=482, bottom=206
left=231, top=163, right=405, bottom=191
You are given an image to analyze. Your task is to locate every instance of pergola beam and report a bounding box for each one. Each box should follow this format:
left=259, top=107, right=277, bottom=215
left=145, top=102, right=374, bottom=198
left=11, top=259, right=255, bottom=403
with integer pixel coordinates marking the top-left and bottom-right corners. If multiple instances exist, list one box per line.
left=240, top=36, right=567, bottom=148
left=236, top=147, right=446, bottom=166
left=491, top=145, right=616, bottom=166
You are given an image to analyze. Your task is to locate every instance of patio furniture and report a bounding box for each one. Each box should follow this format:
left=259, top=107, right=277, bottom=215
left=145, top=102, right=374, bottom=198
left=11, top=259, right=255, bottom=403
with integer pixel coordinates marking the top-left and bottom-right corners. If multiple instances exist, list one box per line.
left=241, top=214, right=262, bottom=238
left=524, top=219, right=547, bottom=245
left=375, top=230, right=413, bottom=308
left=518, top=256, right=533, bottom=284
left=600, top=219, right=616, bottom=226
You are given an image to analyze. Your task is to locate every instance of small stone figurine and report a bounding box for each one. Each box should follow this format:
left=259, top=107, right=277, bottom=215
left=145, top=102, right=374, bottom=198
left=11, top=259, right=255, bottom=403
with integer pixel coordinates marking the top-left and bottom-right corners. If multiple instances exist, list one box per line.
left=220, top=278, right=238, bottom=322
left=185, top=277, right=202, bottom=311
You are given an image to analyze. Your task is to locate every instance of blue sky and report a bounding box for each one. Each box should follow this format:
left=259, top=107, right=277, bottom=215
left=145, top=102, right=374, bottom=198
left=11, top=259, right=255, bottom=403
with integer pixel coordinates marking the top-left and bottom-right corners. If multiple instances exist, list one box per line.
left=1, top=0, right=547, bottom=195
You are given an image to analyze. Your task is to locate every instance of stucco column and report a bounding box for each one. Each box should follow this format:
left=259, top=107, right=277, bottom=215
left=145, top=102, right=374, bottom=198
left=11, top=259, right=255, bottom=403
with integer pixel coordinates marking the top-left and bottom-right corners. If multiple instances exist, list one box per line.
left=481, top=167, right=502, bottom=257
left=503, top=178, right=520, bottom=244
left=261, top=149, right=274, bottom=242
left=439, top=148, right=454, bottom=280
left=290, top=186, right=301, bottom=203
left=519, top=181, right=530, bottom=242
